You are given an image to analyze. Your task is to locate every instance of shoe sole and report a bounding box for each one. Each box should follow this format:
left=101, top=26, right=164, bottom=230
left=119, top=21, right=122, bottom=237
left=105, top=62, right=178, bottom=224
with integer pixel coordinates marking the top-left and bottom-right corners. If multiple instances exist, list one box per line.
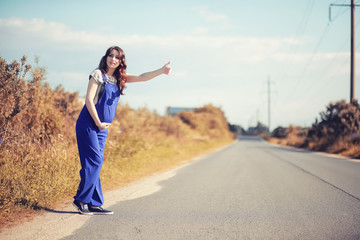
left=72, top=202, right=93, bottom=215
left=91, top=212, right=114, bottom=215
left=89, top=210, right=114, bottom=215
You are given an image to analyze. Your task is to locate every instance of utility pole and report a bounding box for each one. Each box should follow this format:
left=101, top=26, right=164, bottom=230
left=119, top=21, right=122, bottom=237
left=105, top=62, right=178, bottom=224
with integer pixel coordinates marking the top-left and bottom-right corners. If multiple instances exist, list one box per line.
left=350, top=0, right=355, bottom=103
left=329, top=0, right=359, bottom=103
left=267, top=76, right=271, bottom=132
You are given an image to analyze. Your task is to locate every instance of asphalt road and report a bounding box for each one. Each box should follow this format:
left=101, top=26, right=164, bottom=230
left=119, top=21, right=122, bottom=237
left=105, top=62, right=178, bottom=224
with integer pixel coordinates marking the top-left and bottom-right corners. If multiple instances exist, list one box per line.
left=62, top=136, right=360, bottom=240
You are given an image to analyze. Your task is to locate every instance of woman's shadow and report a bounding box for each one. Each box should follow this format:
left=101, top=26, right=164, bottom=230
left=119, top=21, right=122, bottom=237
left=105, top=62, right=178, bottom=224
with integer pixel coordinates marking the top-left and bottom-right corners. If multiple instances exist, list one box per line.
left=35, top=205, right=79, bottom=214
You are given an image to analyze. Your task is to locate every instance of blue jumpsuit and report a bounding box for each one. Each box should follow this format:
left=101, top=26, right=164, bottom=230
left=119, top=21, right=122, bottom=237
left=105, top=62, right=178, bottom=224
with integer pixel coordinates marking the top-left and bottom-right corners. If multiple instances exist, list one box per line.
left=74, top=74, right=120, bottom=207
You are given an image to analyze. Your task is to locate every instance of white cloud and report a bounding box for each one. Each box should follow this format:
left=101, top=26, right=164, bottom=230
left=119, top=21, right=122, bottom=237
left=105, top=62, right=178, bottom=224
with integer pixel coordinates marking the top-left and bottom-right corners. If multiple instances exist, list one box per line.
left=193, top=6, right=228, bottom=22
left=0, top=19, right=94, bottom=50
left=191, top=26, right=209, bottom=35
left=191, top=5, right=235, bottom=30
left=58, top=71, right=87, bottom=82
left=171, top=70, right=188, bottom=78
left=0, top=17, right=297, bottom=64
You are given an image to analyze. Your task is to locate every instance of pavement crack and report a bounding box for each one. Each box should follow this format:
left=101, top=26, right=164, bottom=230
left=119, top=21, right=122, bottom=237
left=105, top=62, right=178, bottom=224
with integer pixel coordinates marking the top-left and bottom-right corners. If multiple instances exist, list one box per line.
left=263, top=148, right=360, bottom=203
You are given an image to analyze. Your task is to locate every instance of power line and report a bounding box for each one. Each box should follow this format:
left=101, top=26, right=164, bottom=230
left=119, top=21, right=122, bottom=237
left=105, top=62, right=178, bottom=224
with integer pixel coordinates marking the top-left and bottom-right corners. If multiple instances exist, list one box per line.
left=330, top=3, right=350, bottom=22
left=295, top=14, right=360, bottom=107
left=303, top=56, right=349, bottom=105
left=295, top=34, right=350, bottom=103
left=290, top=23, right=331, bottom=96
left=282, top=22, right=331, bottom=103
left=298, top=16, right=360, bottom=102
left=312, top=40, right=360, bottom=101
left=278, top=0, right=316, bottom=84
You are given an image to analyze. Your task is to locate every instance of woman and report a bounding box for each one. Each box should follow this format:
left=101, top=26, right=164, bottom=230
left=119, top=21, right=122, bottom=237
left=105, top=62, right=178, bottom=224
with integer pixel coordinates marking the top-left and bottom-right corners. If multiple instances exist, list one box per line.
left=73, top=46, right=171, bottom=215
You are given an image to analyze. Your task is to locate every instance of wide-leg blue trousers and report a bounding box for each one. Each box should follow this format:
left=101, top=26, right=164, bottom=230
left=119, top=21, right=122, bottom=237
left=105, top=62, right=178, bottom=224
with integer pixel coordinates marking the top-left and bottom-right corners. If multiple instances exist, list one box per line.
left=74, top=119, right=108, bottom=207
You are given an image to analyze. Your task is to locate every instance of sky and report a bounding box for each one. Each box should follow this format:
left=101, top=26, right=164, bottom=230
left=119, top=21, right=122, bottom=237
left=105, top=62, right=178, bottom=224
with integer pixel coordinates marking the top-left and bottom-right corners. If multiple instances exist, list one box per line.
left=0, top=0, right=359, bottom=130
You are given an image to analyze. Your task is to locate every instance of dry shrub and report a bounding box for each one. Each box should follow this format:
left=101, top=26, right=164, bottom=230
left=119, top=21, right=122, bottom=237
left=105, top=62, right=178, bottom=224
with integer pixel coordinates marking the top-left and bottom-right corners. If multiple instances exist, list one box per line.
left=270, top=125, right=307, bottom=147
left=177, top=105, right=233, bottom=140
left=0, top=137, right=79, bottom=211
left=0, top=56, right=82, bottom=221
left=300, top=100, right=360, bottom=158
left=306, top=100, right=360, bottom=152
left=269, top=100, right=360, bottom=158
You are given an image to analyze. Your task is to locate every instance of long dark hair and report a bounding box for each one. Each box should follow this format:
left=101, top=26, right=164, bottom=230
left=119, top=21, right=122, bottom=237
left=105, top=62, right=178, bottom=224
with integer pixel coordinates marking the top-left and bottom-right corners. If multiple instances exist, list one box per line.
left=98, top=46, right=127, bottom=95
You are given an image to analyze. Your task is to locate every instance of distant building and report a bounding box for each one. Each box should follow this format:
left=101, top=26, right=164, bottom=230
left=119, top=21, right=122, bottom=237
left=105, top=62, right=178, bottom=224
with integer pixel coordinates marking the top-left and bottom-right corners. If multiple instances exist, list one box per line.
left=166, top=107, right=195, bottom=116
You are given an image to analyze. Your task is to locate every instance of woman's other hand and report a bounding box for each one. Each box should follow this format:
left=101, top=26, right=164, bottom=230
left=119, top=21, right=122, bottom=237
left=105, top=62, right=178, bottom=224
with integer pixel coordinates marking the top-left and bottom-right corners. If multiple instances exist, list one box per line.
left=97, top=122, right=111, bottom=131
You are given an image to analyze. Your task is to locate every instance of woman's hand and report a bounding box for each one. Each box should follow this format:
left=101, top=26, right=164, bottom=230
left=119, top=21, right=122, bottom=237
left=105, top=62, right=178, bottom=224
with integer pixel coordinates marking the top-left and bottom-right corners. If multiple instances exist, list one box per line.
left=162, top=61, right=172, bottom=75
left=97, top=122, right=111, bottom=131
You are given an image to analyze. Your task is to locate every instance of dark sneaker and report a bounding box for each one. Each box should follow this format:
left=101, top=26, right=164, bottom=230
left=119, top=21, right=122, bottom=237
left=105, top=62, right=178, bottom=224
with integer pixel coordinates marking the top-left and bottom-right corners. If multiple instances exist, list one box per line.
left=89, top=206, right=114, bottom=215
left=73, top=200, right=93, bottom=215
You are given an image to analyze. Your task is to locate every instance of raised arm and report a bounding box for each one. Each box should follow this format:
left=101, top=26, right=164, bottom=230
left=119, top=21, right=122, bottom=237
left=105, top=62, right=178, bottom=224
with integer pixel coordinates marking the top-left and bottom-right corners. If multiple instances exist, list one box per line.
left=127, top=61, right=171, bottom=83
